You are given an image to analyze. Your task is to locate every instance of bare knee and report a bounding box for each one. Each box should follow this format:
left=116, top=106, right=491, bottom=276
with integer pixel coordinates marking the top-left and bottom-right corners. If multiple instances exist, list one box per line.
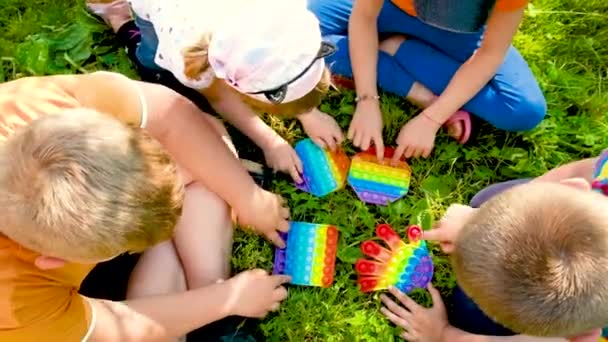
left=127, top=241, right=187, bottom=299
left=379, top=35, right=407, bottom=56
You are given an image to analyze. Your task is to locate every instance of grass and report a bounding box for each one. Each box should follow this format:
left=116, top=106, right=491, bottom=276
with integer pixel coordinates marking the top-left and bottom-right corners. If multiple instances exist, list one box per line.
left=1, top=0, right=607, bottom=340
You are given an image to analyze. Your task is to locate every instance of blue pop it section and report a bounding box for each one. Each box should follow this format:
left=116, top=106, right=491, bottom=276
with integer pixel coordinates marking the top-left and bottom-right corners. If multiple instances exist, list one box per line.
left=294, top=139, right=338, bottom=197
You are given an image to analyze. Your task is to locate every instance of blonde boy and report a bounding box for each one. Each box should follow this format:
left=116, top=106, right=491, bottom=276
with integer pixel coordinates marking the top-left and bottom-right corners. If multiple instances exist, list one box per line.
left=0, top=71, right=291, bottom=341
left=379, top=153, right=608, bottom=342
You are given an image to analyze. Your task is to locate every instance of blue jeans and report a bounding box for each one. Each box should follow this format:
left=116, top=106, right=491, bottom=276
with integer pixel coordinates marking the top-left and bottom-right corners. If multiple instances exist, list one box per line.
left=307, top=0, right=547, bottom=132
left=134, top=15, right=161, bottom=70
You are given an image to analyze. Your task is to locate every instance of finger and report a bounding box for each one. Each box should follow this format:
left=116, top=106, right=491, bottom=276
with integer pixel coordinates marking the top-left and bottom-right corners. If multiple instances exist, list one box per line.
left=427, top=283, right=445, bottom=307
left=267, top=231, right=286, bottom=248
left=441, top=242, right=455, bottom=254
left=392, top=144, right=406, bottom=165
left=389, top=286, right=421, bottom=313
left=413, top=147, right=423, bottom=159
left=280, top=206, right=290, bottom=220
left=333, top=129, right=344, bottom=144
left=400, top=330, right=417, bottom=342
left=374, top=136, right=385, bottom=162
left=325, top=135, right=337, bottom=152
left=277, top=218, right=290, bottom=232
left=360, top=134, right=371, bottom=151
left=380, top=307, right=409, bottom=330
left=293, top=153, right=303, bottom=175
left=403, top=145, right=414, bottom=159
left=270, top=302, right=281, bottom=312
left=273, top=285, right=289, bottom=301
left=311, top=136, right=327, bottom=150
left=380, top=294, right=412, bottom=320
left=352, top=130, right=362, bottom=148
left=421, top=228, right=446, bottom=242
left=422, top=145, right=432, bottom=159
left=272, top=275, right=292, bottom=287
left=347, top=123, right=355, bottom=141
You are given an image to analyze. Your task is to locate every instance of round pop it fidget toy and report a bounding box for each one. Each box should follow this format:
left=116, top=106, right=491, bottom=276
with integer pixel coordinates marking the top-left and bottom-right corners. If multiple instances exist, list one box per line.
left=294, top=139, right=350, bottom=197
left=272, top=222, right=339, bottom=287
left=348, top=147, right=411, bottom=205
left=355, top=224, right=433, bottom=293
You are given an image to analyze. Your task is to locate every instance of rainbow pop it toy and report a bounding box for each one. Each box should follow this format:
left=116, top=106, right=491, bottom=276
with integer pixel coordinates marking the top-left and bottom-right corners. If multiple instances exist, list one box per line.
left=294, top=139, right=350, bottom=197
left=592, top=149, right=608, bottom=196
left=347, top=147, right=411, bottom=205
left=273, top=222, right=339, bottom=287
left=355, top=224, right=433, bottom=293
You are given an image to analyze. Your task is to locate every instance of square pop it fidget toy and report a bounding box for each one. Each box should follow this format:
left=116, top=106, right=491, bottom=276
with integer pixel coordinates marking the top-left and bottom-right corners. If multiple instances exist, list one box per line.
left=273, top=222, right=339, bottom=287
left=355, top=224, right=433, bottom=294
left=347, top=147, right=412, bottom=205
left=592, top=149, right=608, bottom=196
left=294, top=138, right=350, bottom=197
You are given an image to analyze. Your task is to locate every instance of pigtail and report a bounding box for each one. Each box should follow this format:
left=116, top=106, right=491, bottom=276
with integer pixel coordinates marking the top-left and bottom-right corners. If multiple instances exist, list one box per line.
left=182, top=33, right=213, bottom=81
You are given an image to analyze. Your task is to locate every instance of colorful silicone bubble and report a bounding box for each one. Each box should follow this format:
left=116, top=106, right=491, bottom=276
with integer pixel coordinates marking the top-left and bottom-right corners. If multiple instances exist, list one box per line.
left=347, top=147, right=412, bottom=205
left=592, top=149, right=608, bottom=196
left=294, top=138, right=351, bottom=197
left=273, top=222, right=339, bottom=287
left=355, top=224, right=433, bottom=294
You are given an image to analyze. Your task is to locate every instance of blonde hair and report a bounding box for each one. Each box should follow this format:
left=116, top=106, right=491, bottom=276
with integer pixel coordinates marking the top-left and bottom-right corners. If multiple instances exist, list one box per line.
left=182, top=35, right=332, bottom=116
left=452, top=182, right=608, bottom=337
left=0, top=109, right=184, bottom=262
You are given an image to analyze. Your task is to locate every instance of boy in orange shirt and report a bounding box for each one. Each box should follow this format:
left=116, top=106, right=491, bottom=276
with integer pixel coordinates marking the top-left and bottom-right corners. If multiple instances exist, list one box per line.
left=0, top=71, right=291, bottom=341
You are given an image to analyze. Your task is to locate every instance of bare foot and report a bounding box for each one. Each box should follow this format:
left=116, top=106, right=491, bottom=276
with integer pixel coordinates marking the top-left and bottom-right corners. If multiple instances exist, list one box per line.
left=87, top=0, right=132, bottom=32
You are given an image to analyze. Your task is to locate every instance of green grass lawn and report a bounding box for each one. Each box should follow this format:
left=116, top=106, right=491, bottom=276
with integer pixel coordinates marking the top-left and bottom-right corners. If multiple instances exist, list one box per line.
left=2, top=0, right=607, bottom=340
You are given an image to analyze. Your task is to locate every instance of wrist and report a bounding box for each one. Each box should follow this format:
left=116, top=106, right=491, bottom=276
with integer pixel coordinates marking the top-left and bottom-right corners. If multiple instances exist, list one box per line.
left=419, top=110, right=443, bottom=127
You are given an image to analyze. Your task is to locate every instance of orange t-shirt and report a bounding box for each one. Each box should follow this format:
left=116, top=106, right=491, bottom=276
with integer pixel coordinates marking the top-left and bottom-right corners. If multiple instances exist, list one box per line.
left=0, top=72, right=146, bottom=341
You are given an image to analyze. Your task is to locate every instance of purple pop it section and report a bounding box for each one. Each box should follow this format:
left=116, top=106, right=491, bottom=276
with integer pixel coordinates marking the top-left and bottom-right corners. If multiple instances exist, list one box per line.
left=272, top=231, right=289, bottom=275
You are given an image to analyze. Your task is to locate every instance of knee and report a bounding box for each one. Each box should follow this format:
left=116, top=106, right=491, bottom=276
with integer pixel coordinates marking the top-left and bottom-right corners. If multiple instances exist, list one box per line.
left=379, top=35, right=407, bottom=56
left=186, top=181, right=230, bottom=217
left=492, top=92, right=547, bottom=132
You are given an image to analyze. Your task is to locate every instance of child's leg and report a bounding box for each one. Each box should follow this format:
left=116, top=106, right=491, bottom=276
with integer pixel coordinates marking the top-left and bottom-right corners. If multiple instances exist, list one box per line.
left=172, top=113, right=236, bottom=289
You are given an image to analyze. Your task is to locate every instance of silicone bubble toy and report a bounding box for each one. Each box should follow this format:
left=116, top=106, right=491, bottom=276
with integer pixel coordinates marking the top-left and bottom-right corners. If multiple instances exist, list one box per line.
left=294, top=138, right=350, bottom=197
left=592, top=149, right=608, bottom=196
left=273, top=222, right=339, bottom=287
left=347, top=147, right=412, bottom=205
left=355, top=224, right=433, bottom=293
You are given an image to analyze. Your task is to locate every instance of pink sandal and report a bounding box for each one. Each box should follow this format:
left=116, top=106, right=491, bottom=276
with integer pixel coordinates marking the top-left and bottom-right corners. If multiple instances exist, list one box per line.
left=444, top=110, right=472, bottom=144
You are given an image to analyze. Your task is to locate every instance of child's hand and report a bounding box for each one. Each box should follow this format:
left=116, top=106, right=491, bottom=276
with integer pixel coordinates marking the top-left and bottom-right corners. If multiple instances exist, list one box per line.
left=234, top=187, right=290, bottom=248
left=225, top=269, right=290, bottom=318
left=423, top=204, right=475, bottom=254
left=381, top=284, right=449, bottom=342
left=392, top=114, right=441, bottom=162
left=263, top=135, right=304, bottom=183
left=348, top=100, right=385, bottom=161
left=298, top=108, right=344, bottom=151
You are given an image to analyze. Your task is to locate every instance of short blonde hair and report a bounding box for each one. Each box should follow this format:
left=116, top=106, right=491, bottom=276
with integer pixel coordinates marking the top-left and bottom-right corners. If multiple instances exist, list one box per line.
left=452, top=182, right=608, bottom=337
left=0, top=109, right=184, bottom=262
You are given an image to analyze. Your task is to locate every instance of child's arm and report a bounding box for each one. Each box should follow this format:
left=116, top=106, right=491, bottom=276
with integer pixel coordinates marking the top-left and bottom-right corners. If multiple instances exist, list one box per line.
left=534, top=158, right=597, bottom=183
left=421, top=8, right=525, bottom=125
left=87, top=270, right=289, bottom=341
left=201, top=80, right=303, bottom=183
left=73, top=72, right=289, bottom=246
left=380, top=285, right=567, bottom=342
left=347, top=0, right=386, bottom=160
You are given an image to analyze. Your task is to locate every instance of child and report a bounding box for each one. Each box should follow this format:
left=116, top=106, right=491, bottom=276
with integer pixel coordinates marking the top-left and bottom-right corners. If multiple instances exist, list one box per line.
left=378, top=152, right=608, bottom=341
left=308, top=0, right=547, bottom=162
left=87, top=0, right=345, bottom=182
left=0, top=71, right=291, bottom=341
